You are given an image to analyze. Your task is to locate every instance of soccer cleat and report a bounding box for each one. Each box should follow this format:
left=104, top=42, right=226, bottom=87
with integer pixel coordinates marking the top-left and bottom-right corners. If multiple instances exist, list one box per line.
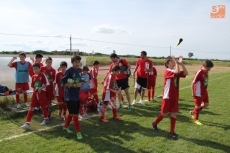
left=63, top=127, right=73, bottom=133
left=100, top=117, right=108, bottom=123
left=194, top=120, right=203, bottom=126
left=113, top=115, right=122, bottom=120
left=40, top=119, right=49, bottom=126
left=128, top=105, right=132, bottom=110
left=21, top=123, right=30, bottom=129
left=24, top=102, right=30, bottom=107
left=34, top=107, right=40, bottom=111
left=152, top=123, right=158, bottom=131
left=189, top=111, right=194, bottom=119
left=117, top=104, right=123, bottom=110
left=131, top=100, right=136, bottom=105
left=78, top=115, right=83, bottom=121
left=76, top=132, right=83, bottom=139
left=169, top=132, right=179, bottom=140
left=16, top=104, right=21, bottom=109
left=139, top=100, right=145, bottom=106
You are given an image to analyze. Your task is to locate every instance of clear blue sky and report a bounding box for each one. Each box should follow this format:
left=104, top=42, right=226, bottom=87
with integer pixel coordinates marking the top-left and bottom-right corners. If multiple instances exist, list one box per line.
left=0, top=0, right=229, bottom=59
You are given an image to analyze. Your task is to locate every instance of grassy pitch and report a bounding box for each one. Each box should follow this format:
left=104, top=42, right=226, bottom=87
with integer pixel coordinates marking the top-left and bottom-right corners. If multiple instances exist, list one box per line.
left=0, top=66, right=230, bottom=153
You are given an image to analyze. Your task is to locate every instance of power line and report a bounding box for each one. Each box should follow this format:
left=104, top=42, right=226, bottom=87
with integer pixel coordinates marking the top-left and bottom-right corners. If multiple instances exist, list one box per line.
left=0, top=32, right=229, bottom=54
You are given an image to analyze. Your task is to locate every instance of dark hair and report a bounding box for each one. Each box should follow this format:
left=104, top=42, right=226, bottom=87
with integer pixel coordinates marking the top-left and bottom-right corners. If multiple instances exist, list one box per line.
left=203, top=60, right=214, bottom=68
left=141, top=51, right=147, bottom=56
left=19, top=52, right=26, bottom=57
left=111, top=65, right=121, bottom=72
left=33, top=63, right=40, bottom=68
left=93, top=60, right=100, bottom=66
left=110, top=53, right=118, bottom=58
left=35, top=54, right=43, bottom=58
left=60, top=61, right=67, bottom=67
left=164, top=56, right=172, bottom=68
left=45, top=57, right=52, bottom=62
left=71, top=55, right=81, bottom=63
left=82, top=66, right=89, bottom=71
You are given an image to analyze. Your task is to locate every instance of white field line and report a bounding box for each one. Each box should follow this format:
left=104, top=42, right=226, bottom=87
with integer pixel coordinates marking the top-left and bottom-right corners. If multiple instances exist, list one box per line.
left=0, top=76, right=225, bottom=142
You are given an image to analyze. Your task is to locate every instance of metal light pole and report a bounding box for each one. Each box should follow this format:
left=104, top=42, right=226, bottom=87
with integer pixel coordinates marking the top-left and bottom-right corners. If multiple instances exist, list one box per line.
left=70, top=35, right=72, bottom=56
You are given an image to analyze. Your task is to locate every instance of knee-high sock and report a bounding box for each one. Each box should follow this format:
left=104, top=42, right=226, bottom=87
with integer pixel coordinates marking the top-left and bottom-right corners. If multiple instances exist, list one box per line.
left=148, top=90, right=151, bottom=101
left=26, top=110, right=34, bottom=123
left=170, top=117, right=176, bottom=134
left=153, top=114, right=164, bottom=126
left=16, top=94, right=20, bottom=104
left=72, top=115, right=80, bottom=132
left=23, top=93, right=28, bottom=102
left=41, top=107, right=48, bottom=119
left=64, top=114, right=73, bottom=128
left=194, top=108, right=200, bottom=120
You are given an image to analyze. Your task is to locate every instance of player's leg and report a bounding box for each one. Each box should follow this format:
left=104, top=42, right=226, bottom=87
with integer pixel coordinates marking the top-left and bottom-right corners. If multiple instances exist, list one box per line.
left=71, top=100, right=82, bottom=139
left=169, top=112, right=178, bottom=140
left=191, top=97, right=203, bottom=125
left=15, top=83, right=22, bottom=108
left=63, top=101, right=74, bottom=133
left=100, top=101, right=109, bottom=122
left=39, top=91, right=49, bottom=126
left=152, top=99, right=169, bottom=130
left=200, top=94, right=209, bottom=112
left=22, top=83, right=30, bottom=107
left=110, top=97, right=122, bottom=120
left=132, top=78, right=140, bottom=105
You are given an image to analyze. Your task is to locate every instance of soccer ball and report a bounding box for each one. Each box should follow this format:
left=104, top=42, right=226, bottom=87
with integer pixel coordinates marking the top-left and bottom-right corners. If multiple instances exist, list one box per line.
left=67, top=78, right=74, bottom=84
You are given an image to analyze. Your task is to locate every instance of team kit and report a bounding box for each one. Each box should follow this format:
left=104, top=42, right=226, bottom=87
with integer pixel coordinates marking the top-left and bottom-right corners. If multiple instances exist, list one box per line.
left=8, top=51, right=213, bottom=140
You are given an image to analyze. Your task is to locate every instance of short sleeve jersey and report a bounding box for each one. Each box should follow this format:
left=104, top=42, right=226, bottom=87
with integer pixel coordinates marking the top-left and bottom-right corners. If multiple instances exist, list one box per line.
left=136, top=58, right=153, bottom=78
left=192, top=69, right=209, bottom=97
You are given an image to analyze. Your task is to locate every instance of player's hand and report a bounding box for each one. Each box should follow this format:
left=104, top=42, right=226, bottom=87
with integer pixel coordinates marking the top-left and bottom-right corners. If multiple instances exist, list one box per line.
left=38, top=87, right=42, bottom=94
left=12, top=57, right=17, bottom=60
left=178, top=56, right=183, bottom=64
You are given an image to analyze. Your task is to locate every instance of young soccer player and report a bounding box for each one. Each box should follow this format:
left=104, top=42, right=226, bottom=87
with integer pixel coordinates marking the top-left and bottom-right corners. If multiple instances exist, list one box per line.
left=147, top=66, right=157, bottom=101
left=41, top=57, right=56, bottom=120
left=151, top=56, right=182, bottom=140
left=79, top=66, right=90, bottom=120
left=89, top=61, right=100, bottom=104
left=190, top=60, right=214, bottom=125
left=100, top=65, right=122, bottom=122
left=7, top=52, right=32, bottom=108
left=54, top=61, right=67, bottom=121
left=29, top=54, right=44, bottom=77
left=62, top=55, right=84, bottom=139
left=21, top=63, right=50, bottom=129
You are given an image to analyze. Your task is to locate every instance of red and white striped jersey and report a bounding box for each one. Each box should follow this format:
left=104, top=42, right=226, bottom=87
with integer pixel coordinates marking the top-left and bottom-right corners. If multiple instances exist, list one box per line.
left=192, top=69, right=209, bottom=97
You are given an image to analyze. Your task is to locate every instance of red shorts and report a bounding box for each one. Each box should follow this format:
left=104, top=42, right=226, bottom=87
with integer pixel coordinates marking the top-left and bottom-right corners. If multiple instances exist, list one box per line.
left=15, top=83, right=29, bottom=92
left=80, top=90, right=89, bottom=105
left=30, top=91, right=48, bottom=108
left=46, top=85, right=54, bottom=101
left=89, top=88, right=97, bottom=95
left=102, top=91, right=116, bottom=102
left=193, top=94, right=209, bottom=106
left=161, top=99, right=178, bottom=113
left=147, top=81, right=156, bottom=90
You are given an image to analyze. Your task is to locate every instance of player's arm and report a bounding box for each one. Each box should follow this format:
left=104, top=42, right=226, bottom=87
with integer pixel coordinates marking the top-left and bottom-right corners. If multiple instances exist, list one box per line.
left=172, top=56, right=179, bottom=74
left=7, top=57, right=17, bottom=67
left=178, top=56, right=188, bottom=76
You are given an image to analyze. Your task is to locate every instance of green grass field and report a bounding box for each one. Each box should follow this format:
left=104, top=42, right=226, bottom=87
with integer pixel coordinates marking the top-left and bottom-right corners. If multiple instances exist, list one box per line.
left=0, top=66, right=230, bottom=153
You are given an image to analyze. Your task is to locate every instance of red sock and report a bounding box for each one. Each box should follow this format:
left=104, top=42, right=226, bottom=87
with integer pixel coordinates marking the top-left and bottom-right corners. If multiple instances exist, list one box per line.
left=112, top=108, right=117, bottom=117
left=63, top=104, right=67, bottom=116
left=153, top=114, right=164, bottom=126
left=41, top=107, right=48, bottom=119
left=148, top=90, right=151, bottom=101
left=72, top=115, right=80, bottom=132
left=16, top=94, right=20, bottom=104
left=151, top=88, right=155, bottom=99
left=26, top=110, right=34, bottom=123
left=194, top=108, right=200, bottom=120
left=100, top=105, right=107, bottom=118
left=23, top=93, right=28, bottom=102
left=64, top=114, right=73, bottom=128
left=94, top=94, right=99, bottom=104
left=170, top=117, right=176, bottom=134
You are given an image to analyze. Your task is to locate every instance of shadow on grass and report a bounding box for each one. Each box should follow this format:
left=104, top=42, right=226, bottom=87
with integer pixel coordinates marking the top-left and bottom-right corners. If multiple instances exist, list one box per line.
left=181, top=137, right=230, bottom=153
left=201, top=121, right=230, bottom=131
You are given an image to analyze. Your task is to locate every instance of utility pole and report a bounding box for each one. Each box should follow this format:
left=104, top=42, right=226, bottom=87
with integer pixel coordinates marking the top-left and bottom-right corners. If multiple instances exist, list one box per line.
left=170, top=45, right=171, bottom=56
left=70, top=35, right=72, bottom=56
